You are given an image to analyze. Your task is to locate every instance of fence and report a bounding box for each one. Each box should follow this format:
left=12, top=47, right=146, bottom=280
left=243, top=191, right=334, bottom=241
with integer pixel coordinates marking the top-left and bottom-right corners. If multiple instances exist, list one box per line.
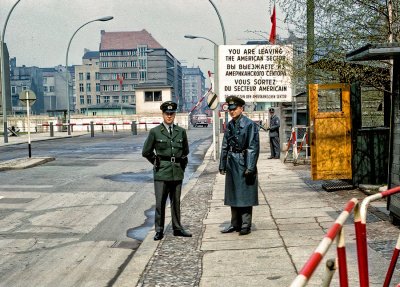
left=284, top=126, right=310, bottom=164
left=290, top=186, right=400, bottom=286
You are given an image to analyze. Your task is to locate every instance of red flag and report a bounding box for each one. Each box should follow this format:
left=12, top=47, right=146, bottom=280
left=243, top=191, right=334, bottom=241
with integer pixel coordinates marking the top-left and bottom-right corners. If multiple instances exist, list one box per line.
left=269, top=5, right=276, bottom=44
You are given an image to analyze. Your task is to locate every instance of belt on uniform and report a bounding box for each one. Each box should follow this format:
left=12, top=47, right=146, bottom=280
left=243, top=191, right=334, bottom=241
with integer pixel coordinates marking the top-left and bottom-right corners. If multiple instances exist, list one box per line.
left=158, top=155, right=182, bottom=163
left=229, top=146, right=244, bottom=153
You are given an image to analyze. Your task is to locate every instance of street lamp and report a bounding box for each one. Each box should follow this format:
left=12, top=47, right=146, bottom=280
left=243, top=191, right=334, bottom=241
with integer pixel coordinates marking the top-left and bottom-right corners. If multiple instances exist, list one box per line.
left=1, top=0, right=22, bottom=143
left=65, top=16, right=113, bottom=135
left=198, top=57, right=214, bottom=61
left=184, top=34, right=221, bottom=160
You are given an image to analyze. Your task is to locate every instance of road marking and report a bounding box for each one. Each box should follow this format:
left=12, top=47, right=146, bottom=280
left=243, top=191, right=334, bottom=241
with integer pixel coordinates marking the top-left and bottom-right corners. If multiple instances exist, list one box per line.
left=0, top=185, right=53, bottom=189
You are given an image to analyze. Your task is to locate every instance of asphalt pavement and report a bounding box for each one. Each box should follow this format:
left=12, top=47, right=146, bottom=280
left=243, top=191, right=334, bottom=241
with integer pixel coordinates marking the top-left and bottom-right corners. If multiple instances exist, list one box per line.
left=1, top=131, right=400, bottom=286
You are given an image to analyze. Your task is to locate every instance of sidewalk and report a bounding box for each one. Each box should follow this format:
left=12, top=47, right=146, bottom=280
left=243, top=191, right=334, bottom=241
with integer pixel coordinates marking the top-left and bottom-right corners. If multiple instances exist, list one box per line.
left=116, top=132, right=400, bottom=287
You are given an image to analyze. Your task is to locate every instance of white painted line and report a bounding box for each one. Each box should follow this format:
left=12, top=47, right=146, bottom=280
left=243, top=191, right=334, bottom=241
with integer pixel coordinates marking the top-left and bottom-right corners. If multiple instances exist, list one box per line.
left=0, top=185, right=53, bottom=189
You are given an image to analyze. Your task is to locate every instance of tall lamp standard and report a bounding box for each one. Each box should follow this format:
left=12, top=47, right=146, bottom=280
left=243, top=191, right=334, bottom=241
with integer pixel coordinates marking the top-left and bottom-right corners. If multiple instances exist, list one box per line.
left=1, top=0, right=22, bottom=143
left=65, top=16, right=113, bottom=135
left=184, top=34, right=220, bottom=160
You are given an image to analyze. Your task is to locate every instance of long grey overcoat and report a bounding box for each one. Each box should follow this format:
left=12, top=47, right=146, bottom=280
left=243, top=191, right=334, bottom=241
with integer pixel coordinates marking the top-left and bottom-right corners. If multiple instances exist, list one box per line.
left=219, top=115, right=260, bottom=207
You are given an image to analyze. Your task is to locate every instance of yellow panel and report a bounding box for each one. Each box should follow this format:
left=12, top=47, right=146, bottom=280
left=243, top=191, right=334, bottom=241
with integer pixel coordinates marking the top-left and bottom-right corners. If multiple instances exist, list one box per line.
left=310, top=83, right=352, bottom=180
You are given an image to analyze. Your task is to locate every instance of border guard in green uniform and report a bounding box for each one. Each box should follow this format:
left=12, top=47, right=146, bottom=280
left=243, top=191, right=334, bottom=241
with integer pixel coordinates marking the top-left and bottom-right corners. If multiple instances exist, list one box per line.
left=142, top=101, right=192, bottom=241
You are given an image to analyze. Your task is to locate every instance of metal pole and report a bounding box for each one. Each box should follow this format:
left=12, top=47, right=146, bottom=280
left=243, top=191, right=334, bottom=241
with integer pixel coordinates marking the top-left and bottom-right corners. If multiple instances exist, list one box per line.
left=1, top=0, right=22, bottom=144
left=213, top=45, right=220, bottom=160
left=208, top=0, right=226, bottom=45
left=65, top=16, right=113, bottom=136
left=25, top=91, right=31, bottom=158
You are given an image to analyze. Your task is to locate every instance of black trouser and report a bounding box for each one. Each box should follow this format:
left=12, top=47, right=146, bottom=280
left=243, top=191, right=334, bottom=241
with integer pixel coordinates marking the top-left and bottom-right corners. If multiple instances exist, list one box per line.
left=269, top=136, right=280, bottom=158
left=231, top=206, right=253, bottom=229
left=154, top=180, right=183, bottom=232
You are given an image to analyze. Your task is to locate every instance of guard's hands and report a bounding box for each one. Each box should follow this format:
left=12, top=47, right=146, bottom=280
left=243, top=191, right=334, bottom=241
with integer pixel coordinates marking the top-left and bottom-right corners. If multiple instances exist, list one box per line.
left=219, top=170, right=226, bottom=175
left=245, top=169, right=254, bottom=175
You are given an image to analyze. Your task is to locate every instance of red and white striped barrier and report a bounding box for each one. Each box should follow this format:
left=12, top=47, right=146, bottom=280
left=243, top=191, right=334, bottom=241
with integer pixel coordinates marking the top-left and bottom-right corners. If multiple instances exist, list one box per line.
left=290, top=198, right=357, bottom=287
left=291, top=187, right=400, bottom=286
left=354, top=186, right=400, bottom=287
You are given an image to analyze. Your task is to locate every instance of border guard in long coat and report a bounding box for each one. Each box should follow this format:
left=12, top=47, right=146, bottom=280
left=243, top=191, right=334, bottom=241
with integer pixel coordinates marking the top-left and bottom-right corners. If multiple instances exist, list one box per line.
left=219, top=96, right=260, bottom=235
left=142, top=101, right=192, bottom=241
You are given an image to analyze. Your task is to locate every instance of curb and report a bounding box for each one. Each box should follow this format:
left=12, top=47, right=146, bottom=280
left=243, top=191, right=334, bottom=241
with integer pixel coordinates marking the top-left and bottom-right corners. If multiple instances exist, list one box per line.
left=113, top=142, right=215, bottom=287
left=0, top=157, right=55, bottom=171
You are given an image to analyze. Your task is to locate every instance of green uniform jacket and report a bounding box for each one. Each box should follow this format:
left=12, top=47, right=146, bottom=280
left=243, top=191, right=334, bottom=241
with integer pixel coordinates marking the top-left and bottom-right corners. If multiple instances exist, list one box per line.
left=142, top=124, right=189, bottom=181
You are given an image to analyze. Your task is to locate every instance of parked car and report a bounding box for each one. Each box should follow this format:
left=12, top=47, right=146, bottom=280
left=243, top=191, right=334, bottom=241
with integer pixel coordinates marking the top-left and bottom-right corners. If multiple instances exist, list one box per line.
left=191, top=114, right=208, bottom=127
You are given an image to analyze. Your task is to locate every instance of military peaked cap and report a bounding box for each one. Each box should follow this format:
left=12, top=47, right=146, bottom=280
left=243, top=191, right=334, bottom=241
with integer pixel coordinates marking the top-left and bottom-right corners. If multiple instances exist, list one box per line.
left=160, top=101, right=177, bottom=113
left=226, top=96, right=245, bottom=110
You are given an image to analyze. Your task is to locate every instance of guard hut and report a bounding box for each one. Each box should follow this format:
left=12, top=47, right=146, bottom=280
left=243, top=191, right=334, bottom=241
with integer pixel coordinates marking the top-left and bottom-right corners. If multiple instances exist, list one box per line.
left=309, top=58, right=390, bottom=186
left=346, top=43, right=400, bottom=222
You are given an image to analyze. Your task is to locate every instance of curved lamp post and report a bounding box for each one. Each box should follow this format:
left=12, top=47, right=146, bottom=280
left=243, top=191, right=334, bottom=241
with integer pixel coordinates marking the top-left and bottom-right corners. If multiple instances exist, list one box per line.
left=65, top=16, right=113, bottom=135
left=208, top=0, right=226, bottom=45
left=1, top=0, right=22, bottom=143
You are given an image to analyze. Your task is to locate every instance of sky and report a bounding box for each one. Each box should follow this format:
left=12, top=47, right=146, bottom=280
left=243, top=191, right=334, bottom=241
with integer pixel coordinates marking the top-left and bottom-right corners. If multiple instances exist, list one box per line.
left=0, top=0, right=290, bottom=86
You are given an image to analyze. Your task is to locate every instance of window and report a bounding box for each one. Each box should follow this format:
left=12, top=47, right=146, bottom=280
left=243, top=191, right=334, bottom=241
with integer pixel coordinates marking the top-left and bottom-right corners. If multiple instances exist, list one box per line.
left=43, top=86, right=48, bottom=92
left=122, top=96, right=129, bottom=103
left=43, top=77, right=47, bottom=84
left=145, top=91, right=162, bottom=102
left=113, top=84, right=119, bottom=91
left=87, top=95, right=91, bottom=104
left=79, top=73, right=83, bottom=80
left=122, top=85, right=128, bottom=91
left=139, top=71, right=147, bottom=81
left=95, top=72, right=100, bottom=80
left=131, top=72, right=137, bottom=79
left=80, top=108, right=85, bottom=114
left=103, top=85, right=110, bottom=91
left=86, top=72, right=90, bottom=80
left=86, top=83, right=91, bottom=92
left=104, top=96, right=110, bottom=103
left=112, top=61, right=118, bottom=68
left=112, top=73, right=118, bottom=80
left=113, top=96, right=119, bottom=103
left=139, top=59, right=147, bottom=69
left=102, top=61, right=109, bottom=68
left=96, top=83, right=100, bottom=92
left=131, top=60, right=137, bottom=67
left=138, top=46, right=147, bottom=56
left=102, top=73, right=110, bottom=80
left=132, top=50, right=137, bottom=55
left=97, top=95, right=101, bottom=104
left=79, top=83, right=84, bottom=92
left=80, top=95, right=84, bottom=104
left=122, top=73, right=128, bottom=79
left=49, top=86, right=54, bottom=92
left=122, top=61, right=128, bottom=67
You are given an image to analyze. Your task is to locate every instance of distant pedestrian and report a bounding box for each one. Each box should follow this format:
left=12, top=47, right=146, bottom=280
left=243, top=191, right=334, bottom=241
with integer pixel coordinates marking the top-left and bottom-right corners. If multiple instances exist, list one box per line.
left=219, top=96, right=260, bottom=236
left=142, top=101, right=192, bottom=241
left=267, top=108, right=280, bottom=159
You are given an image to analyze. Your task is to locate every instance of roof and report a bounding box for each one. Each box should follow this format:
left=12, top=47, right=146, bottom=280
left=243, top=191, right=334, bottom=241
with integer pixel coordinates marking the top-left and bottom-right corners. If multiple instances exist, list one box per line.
left=83, top=51, right=99, bottom=59
left=100, top=29, right=164, bottom=51
left=135, top=83, right=173, bottom=89
left=346, top=42, right=400, bottom=61
left=87, top=103, right=135, bottom=110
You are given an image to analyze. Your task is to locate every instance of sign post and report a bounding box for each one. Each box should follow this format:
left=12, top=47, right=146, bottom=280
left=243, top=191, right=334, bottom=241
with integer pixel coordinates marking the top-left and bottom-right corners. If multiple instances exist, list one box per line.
left=19, top=90, right=36, bottom=158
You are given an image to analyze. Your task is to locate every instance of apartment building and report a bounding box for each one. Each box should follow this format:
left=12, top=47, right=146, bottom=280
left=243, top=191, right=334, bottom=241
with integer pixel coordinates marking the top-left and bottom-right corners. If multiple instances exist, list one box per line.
left=74, top=50, right=100, bottom=114
left=182, top=66, right=205, bottom=113
left=99, top=29, right=182, bottom=112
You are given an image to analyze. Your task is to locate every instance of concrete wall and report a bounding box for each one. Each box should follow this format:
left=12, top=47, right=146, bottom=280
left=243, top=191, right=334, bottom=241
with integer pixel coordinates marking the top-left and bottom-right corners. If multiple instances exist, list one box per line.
left=1, top=113, right=190, bottom=133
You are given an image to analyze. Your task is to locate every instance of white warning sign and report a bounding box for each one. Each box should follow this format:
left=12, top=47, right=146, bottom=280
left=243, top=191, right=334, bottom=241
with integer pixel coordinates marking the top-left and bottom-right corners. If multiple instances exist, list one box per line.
left=218, top=44, right=293, bottom=102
